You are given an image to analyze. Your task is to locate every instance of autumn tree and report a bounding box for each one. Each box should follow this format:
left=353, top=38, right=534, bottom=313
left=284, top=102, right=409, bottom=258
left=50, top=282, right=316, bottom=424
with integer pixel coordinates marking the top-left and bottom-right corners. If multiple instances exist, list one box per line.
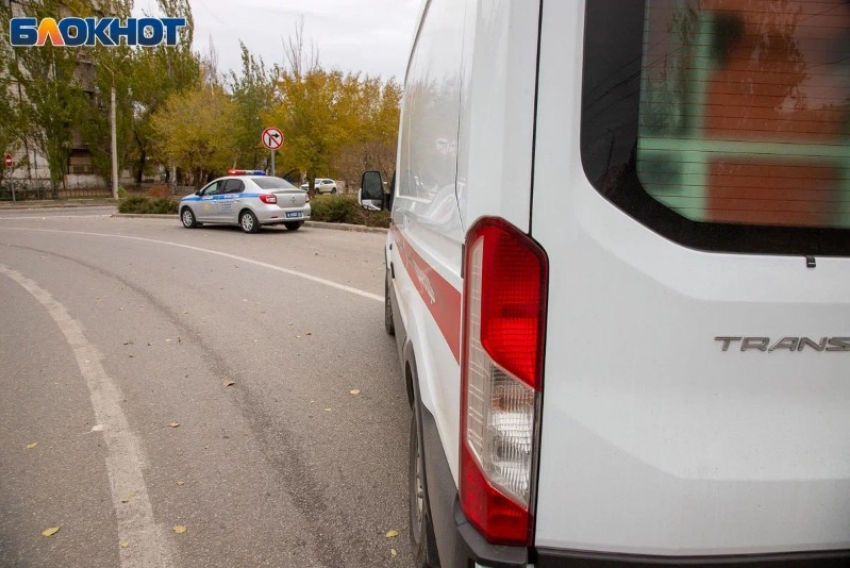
left=74, top=0, right=136, bottom=187
left=262, top=21, right=401, bottom=194
left=0, top=0, right=96, bottom=197
left=332, top=77, right=401, bottom=186
left=0, top=17, right=23, bottom=190
left=151, top=84, right=238, bottom=187
left=228, top=44, right=277, bottom=171
left=129, top=0, right=200, bottom=183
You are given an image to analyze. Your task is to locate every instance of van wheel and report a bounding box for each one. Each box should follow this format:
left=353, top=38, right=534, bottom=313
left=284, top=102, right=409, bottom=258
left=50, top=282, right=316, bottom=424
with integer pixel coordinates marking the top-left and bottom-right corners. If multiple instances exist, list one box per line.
left=385, top=272, right=395, bottom=336
left=409, top=410, right=439, bottom=567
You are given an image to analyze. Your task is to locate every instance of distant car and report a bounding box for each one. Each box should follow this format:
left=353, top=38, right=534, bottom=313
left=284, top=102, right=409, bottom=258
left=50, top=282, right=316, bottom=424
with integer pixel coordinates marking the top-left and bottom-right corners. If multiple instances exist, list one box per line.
left=300, top=178, right=338, bottom=194
left=180, top=171, right=311, bottom=233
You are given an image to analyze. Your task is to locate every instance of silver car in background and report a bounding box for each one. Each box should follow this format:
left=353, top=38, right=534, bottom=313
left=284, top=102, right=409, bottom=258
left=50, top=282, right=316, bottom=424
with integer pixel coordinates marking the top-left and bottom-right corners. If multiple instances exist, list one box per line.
left=180, top=172, right=311, bottom=233
left=300, top=178, right=338, bottom=194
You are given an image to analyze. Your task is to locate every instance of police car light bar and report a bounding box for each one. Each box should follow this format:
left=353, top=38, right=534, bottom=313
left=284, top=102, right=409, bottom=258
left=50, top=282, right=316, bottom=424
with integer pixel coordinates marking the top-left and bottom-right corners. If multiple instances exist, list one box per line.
left=227, top=170, right=266, bottom=176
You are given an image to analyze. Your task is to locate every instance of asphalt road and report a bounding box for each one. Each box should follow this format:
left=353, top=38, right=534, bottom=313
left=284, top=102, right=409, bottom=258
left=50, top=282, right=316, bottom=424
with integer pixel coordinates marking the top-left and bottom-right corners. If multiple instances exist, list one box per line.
left=0, top=209, right=413, bottom=567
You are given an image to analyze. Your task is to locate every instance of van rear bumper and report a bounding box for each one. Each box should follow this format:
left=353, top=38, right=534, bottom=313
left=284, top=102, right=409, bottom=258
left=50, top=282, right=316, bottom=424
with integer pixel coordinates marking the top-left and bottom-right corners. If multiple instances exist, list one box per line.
left=453, top=499, right=850, bottom=568
left=534, top=549, right=850, bottom=568
left=423, top=407, right=850, bottom=568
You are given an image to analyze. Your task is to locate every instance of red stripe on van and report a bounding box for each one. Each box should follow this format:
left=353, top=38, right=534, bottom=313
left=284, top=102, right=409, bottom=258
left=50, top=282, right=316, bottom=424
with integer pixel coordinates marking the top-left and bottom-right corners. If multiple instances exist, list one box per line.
left=392, top=226, right=462, bottom=362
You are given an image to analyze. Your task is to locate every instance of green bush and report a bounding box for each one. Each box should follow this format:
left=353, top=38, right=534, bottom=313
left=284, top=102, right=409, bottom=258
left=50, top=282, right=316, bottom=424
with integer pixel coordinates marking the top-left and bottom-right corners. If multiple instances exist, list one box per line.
left=118, top=196, right=178, bottom=215
left=310, top=195, right=360, bottom=224
left=147, top=198, right=179, bottom=214
left=310, top=195, right=391, bottom=228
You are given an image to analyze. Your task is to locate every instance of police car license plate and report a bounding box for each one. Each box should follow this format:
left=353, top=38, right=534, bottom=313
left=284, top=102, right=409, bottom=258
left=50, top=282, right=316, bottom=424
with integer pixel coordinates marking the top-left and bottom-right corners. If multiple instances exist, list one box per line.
left=285, top=212, right=302, bottom=219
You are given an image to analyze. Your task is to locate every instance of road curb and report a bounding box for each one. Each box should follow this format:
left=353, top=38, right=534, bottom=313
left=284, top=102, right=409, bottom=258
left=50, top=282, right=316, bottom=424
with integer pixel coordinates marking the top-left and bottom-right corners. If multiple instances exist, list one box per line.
left=305, top=221, right=389, bottom=234
left=112, top=214, right=176, bottom=220
left=110, top=214, right=389, bottom=234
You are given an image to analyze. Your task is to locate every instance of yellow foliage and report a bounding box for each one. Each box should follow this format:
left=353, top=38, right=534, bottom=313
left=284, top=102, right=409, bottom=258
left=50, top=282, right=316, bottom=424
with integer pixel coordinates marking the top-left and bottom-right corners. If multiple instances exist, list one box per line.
left=152, top=84, right=239, bottom=183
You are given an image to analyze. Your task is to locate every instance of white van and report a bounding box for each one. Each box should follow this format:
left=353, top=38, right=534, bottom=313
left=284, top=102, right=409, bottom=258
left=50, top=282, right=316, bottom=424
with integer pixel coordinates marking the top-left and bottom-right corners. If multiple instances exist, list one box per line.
left=362, top=1, right=850, bottom=566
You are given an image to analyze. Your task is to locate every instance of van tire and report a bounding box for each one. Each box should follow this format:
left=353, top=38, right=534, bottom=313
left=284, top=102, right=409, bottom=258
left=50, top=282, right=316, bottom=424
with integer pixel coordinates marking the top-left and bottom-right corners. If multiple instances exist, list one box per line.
left=409, top=410, right=439, bottom=568
left=385, top=273, right=395, bottom=336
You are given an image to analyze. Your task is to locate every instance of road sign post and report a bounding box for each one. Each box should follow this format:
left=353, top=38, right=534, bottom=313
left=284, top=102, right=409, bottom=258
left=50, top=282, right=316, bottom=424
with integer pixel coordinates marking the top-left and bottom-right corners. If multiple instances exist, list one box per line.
left=262, top=128, right=283, bottom=177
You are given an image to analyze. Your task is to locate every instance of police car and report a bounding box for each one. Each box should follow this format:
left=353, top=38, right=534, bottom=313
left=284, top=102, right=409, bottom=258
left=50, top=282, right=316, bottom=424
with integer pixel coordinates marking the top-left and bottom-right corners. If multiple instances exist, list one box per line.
left=179, top=171, right=311, bottom=233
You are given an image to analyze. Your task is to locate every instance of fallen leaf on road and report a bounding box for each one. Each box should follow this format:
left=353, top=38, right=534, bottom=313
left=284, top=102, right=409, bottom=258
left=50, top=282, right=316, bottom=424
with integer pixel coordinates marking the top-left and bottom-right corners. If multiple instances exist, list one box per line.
left=42, top=527, right=61, bottom=537
left=176, top=481, right=185, bottom=486
left=172, top=526, right=186, bottom=534
left=385, top=530, right=399, bottom=538
left=305, top=332, right=312, bottom=336
left=120, top=541, right=129, bottom=549
left=166, top=339, right=171, bottom=343
left=391, top=549, right=398, bottom=557
left=223, top=381, right=236, bottom=387
left=169, top=422, right=180, bottom=428
left=324, top=408, right=332, bottom=413
left=123, top=341, right=134, bottom=346
left=26, top=443, right=38, bottom=450
left=121, top=499, right=130, bottom=504
left=349, top=390, right=361, bottom=396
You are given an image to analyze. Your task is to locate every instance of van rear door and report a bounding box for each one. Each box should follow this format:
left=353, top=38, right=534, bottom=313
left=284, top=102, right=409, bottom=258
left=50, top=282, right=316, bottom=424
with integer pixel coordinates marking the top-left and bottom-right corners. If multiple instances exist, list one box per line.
left=530, top=0, right=850, bottom=558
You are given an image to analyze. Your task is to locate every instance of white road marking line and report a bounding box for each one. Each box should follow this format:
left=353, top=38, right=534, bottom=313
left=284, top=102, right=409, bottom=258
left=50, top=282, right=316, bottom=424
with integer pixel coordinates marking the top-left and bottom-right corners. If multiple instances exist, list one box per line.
left=0, top=227, right=383, bottom=303
left=0, top=264, right=173, bottom=568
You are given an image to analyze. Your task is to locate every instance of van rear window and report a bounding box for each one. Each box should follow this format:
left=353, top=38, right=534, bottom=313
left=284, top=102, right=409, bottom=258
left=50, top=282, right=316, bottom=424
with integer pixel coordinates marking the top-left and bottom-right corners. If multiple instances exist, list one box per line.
left=581, top=0, right=850, bottom=256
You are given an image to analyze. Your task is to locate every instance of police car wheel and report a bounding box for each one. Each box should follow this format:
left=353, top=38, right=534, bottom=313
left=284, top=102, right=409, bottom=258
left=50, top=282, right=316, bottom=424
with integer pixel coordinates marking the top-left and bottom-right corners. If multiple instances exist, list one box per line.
left=239, top=210, right=260, bottom=233
left=181, top=208, right=198, bottom=229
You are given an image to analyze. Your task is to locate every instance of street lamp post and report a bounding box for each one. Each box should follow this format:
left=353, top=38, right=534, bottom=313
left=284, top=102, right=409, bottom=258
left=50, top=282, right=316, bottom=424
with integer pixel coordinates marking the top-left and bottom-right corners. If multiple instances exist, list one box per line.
left=110, top=80, right=118, bottom=200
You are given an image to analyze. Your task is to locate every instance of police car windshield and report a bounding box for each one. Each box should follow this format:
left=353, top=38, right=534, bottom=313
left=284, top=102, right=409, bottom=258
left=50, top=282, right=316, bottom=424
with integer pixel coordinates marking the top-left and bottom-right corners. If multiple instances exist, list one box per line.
left=252, top=177, right=298, bottom=190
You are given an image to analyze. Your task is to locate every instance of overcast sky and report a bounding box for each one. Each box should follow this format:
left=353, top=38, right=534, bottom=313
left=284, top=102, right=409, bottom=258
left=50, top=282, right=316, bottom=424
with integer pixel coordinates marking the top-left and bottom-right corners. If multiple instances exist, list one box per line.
left=137, top=0, right=422, bottom=81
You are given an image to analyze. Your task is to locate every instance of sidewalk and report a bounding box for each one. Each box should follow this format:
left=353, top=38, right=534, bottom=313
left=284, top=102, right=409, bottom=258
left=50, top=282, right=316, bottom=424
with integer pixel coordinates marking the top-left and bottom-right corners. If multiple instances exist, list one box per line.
left=0, top=199, right=117, bottom=210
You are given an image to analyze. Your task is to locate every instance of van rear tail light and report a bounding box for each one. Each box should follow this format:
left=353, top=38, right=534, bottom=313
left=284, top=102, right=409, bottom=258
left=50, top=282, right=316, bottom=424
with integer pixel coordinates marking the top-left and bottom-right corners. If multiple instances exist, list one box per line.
left=460, top=218, right=548, bottom=547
